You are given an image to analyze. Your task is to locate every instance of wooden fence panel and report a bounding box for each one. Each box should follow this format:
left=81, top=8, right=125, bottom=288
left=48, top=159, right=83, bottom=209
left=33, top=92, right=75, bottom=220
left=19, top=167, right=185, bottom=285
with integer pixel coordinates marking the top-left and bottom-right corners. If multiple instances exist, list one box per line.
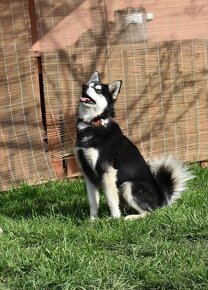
left=0, top=0, right=54, bottom=190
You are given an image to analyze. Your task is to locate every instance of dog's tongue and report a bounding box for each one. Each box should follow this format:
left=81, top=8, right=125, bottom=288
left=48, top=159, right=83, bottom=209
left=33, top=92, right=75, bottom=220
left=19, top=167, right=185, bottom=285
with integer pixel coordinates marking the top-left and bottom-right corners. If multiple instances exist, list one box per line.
left=80, top=97, right=90, bottom=102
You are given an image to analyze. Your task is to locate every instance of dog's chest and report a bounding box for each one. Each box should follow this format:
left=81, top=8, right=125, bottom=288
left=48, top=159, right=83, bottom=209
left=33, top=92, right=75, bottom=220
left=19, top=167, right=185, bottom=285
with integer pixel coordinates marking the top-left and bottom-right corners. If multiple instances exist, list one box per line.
left=76, top=147, right=99, bottom=171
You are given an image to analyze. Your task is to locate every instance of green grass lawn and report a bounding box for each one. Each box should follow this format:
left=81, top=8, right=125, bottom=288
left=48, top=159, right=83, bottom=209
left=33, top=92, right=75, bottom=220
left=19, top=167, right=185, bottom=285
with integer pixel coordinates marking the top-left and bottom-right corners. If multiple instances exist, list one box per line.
left=0, top=164, right=207, bottom=290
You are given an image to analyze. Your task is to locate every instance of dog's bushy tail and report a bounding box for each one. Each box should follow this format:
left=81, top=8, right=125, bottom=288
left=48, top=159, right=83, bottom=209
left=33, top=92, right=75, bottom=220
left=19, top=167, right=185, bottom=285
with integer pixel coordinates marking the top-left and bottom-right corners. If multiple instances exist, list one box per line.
left=149, top=155, right=193, bottom=205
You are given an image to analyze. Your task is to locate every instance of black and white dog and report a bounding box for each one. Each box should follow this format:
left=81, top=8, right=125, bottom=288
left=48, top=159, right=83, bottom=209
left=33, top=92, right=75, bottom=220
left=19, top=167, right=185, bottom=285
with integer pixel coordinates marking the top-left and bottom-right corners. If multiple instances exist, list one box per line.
left=75, top=72, right=192, bottom=220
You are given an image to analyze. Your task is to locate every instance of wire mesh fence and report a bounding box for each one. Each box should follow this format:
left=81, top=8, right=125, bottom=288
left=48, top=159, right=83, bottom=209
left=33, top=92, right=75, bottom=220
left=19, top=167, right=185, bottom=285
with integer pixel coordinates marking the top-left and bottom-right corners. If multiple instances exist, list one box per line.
left=0, top=0, right=208, bottom=190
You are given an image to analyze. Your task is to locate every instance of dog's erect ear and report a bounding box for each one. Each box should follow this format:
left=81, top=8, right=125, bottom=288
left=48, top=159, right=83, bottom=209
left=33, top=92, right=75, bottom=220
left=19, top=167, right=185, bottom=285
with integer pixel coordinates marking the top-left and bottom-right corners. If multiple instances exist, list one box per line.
left=108, top=81, right=122, bottom=100
left=87, top=71, right=100, bottom=83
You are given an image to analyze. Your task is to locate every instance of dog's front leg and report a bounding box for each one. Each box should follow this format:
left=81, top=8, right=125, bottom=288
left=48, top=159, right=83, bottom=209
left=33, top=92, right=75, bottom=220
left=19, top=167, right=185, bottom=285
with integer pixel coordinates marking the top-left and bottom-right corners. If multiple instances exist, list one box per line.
left=102, top=167, right=121, bottom=218
left=85, top=176, right=100, bottom=220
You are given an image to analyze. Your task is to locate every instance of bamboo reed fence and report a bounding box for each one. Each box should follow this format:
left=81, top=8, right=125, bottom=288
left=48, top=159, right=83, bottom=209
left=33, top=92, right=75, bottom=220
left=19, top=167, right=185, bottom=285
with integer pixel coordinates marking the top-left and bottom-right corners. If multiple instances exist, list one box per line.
left=0, top=0, right=208, bottom=190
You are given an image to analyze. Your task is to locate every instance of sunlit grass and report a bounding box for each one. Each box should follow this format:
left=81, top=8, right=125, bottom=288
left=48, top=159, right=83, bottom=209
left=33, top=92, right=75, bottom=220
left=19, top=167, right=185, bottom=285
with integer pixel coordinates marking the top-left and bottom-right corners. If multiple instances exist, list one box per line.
left=0, top=164, right=207, bottom=289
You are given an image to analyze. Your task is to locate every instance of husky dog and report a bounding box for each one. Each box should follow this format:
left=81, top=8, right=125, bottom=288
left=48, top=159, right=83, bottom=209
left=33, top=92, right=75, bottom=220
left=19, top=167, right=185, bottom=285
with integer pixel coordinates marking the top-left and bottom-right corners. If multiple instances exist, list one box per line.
left=75, top=72, right=192, bottom=220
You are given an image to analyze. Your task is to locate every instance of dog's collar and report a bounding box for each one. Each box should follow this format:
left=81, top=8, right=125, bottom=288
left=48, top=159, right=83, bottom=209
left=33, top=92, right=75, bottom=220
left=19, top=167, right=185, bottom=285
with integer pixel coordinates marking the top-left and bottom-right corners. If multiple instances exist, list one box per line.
left=81, top=118, right=109, bottom=127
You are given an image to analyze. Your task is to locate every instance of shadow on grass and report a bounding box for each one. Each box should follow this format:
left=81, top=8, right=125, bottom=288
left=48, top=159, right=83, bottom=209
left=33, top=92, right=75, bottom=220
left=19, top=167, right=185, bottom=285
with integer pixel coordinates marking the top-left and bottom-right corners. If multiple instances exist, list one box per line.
left=0, top=179, right=129, bottom=223
left=0, top=180, right=102, bottom=221
left=0, top=165, right=198, bottom=222
left=0, top=180, right=138, bottom=222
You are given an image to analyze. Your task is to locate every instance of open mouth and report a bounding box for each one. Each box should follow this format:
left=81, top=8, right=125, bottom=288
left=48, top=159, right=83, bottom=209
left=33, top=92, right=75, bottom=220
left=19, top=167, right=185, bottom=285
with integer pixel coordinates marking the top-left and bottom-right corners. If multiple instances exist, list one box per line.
left=80, top=92, right=96, bottom=105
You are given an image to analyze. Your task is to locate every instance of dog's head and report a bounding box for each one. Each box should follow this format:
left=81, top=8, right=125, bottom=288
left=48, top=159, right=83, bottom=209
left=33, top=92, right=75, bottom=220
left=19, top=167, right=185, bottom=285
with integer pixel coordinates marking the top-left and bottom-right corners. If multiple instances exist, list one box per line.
left=79, top=72, right=122, bottom=121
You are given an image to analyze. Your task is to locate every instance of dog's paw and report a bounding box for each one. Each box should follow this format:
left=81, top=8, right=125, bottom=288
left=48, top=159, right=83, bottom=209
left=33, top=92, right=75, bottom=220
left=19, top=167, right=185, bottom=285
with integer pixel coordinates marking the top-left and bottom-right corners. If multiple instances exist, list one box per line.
left=90, top=216, right=98, bottom=221
left=124, top=213, right=148, bottom=221
left=0, top=227, right=3, bottom=235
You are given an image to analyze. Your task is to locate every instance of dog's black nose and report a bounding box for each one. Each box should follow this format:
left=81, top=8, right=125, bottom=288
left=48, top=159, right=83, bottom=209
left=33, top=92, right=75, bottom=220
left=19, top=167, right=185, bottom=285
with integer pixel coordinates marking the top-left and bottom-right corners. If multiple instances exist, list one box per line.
left=82, top=84, right=88, bottom=91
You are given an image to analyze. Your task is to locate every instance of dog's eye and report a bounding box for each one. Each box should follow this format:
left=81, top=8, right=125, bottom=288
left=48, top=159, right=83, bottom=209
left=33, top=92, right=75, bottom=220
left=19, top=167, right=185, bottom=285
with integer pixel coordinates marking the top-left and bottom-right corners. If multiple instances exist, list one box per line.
left=95, top=88, right=101, bottom=94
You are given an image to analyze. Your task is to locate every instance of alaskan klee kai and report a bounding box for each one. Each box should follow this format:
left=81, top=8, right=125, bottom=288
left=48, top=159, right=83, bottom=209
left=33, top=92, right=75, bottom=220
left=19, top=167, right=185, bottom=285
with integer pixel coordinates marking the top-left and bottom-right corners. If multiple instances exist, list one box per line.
left=75, top=72, right=192, bottom=220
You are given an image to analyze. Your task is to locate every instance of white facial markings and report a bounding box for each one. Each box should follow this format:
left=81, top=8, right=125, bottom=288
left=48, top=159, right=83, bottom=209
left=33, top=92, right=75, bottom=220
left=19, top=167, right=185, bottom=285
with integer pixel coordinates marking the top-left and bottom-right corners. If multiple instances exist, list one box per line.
left=79, top=82, right=108, bottom=121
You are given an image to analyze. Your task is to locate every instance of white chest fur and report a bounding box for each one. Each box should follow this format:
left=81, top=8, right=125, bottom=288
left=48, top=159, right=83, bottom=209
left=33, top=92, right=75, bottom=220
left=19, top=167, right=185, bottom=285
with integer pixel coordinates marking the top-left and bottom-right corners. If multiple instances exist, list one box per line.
left=75, top=147, right=99, bottom=171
